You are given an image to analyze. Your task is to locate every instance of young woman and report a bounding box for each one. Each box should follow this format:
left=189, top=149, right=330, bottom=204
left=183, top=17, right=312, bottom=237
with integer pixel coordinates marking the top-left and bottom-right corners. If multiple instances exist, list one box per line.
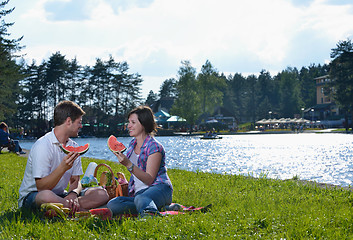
left=107, top=106, right=173, bottom=217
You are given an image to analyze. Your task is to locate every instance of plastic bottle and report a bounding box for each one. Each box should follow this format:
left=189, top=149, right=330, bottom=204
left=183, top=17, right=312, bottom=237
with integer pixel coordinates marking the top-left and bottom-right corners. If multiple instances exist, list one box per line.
left=84, top=162, right=98, bottom=178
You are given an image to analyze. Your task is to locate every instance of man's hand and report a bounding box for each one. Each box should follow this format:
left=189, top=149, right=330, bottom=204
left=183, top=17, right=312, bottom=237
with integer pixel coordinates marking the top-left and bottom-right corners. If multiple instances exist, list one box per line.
left=36, top=152, right=80, bottom=191
left=64, top=192, right=80, bottom=214
left=61, top=152, right=80, bottom=171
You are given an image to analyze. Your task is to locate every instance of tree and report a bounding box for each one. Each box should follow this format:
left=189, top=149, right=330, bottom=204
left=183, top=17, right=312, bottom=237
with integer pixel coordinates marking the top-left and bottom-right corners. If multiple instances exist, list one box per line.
left=256, top=70, right=274, bottom=119
left=76, top=65, right=91, bottom=107
left=276, top=67, right=303, bottom=118
left=19, top=61, right=46, bottom=121
left=117, top=64, right=143, bottom=117
left=90, top=58, right=110, bottom=115
left=0, top=0, right=23, bottom=121
left=298, top=64, right=329, bottom=110
left=329, top=39, right=353, bottom=130
left=171, top=60, right=201, bottom=127
left=244, top=74, right=257, bottom=124
left=159, top=78, right=177, bottom=98
left=145, top=90, right=158, bottom=106
left=330, top=39, right=353, bottom=59
left=45, top=52, right=69, bottom=109
left=65, top=57, right=82, bottom=102
left=224, top=73, right=247, bottom=123
left=196, top=60, right=226, bottom=117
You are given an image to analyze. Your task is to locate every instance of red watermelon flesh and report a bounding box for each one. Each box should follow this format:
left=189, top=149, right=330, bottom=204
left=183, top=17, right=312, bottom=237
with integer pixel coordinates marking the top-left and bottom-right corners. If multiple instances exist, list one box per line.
left=60, top=143, right=90, bottom=155
left=107, top=135, right=126, bottom=153
left=89, top=208, right=112, bottom=220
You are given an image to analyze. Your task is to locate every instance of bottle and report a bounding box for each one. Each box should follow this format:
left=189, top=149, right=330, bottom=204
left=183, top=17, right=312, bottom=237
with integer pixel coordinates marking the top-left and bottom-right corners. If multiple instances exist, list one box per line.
left=84, top=162, right=98, bottom=178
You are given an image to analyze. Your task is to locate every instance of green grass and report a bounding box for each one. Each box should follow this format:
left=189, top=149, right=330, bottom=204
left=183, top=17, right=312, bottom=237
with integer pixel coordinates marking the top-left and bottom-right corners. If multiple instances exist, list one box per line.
left=332, top=128, right=353, bottom=132
left=1, top=152, right=353, bottom=239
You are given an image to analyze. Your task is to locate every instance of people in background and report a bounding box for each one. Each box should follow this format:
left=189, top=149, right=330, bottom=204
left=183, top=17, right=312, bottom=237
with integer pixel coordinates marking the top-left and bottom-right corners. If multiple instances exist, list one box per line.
left=0, top=122, right=25, bottom=154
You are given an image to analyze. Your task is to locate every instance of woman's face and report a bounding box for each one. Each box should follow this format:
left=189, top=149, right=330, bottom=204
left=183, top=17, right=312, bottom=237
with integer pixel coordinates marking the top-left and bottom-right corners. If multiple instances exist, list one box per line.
left=128, top=113, right=145, bottom=137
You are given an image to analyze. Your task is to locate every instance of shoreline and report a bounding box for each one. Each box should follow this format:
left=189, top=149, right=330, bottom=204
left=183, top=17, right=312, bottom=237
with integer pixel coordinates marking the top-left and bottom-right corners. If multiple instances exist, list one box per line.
left=175, top=128, right=352, bottom=136
left=13, top=148, right=353, bottom=192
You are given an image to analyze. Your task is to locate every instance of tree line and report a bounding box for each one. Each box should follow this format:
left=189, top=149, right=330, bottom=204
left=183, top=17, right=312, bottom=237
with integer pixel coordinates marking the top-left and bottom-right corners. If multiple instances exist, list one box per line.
left=147, top=60, right=328, bottom=127
left=148, top=40, right=353, bottom=130
left=15, top=52, right=143, bottom=137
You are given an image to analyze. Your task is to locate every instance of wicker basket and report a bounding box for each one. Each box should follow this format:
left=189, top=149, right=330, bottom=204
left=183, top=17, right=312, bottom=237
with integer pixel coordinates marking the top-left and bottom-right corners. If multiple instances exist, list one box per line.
left=93, top=163, right=128, bottom=199
left=116, top=172, right=129, bottom=197
left=94, top=163, right=116, bottom=199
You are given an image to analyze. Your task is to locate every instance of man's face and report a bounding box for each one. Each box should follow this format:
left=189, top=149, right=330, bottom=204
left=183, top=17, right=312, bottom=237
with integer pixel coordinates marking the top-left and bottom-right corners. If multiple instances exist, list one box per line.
left=69, top=117, right=83, bottom=137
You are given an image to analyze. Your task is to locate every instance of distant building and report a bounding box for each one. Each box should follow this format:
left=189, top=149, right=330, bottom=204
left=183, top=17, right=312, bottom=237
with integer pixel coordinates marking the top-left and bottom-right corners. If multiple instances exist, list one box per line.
left=315, top=75, right=333, bottom=105
left=314, top=75, right=340, bottom=118
left=202, top=106, right=237, bottom=130
left=150, top=97, right=175, bottom=113
left=304, top=75, right=342, bottom=126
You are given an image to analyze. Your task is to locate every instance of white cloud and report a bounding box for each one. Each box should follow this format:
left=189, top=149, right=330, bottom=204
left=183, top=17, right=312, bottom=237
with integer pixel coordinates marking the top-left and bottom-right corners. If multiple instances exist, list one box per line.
left=6, top=0, right=353, bottom=98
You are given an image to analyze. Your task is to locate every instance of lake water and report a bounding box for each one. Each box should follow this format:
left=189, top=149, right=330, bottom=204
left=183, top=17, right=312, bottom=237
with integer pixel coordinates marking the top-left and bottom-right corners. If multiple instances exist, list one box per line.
left=19, top=133, right=353, bottom=187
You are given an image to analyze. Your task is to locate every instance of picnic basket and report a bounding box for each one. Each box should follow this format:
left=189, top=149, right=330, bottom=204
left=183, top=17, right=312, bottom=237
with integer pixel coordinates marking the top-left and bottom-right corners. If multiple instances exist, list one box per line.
left=93, top=163, right=128, bottom=199
left=116, top=172, right=129, bottom=197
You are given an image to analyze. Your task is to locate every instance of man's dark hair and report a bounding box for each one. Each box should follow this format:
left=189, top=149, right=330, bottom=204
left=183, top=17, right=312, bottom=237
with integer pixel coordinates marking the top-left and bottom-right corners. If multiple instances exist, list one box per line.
left=54, top=101, right=85, bottom=127
left=128, top=105, right=157, bottom=135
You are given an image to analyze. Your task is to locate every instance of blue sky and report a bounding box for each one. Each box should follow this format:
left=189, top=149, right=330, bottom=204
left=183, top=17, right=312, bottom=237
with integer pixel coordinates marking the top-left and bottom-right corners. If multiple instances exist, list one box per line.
left=6, top=0, right=353, bottom=98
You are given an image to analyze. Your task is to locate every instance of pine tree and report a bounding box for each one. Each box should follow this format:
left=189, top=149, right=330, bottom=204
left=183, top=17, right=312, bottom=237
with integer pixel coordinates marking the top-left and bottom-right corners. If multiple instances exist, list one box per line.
left=0, top=0, right=23, bottom=122
left=329, top=39, right=353, bottom=130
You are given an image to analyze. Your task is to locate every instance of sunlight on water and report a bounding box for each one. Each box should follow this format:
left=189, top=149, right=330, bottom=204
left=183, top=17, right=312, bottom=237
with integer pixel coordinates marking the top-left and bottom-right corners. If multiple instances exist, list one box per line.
left=163, top=133, right=353, bottom=186
left=20, top=133, right=353, bottom=187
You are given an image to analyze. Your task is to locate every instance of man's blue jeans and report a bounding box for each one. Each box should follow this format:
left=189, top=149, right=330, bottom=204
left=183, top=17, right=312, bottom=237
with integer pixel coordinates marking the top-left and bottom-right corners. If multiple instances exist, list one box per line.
left=107, top=183, right=172, bottom=216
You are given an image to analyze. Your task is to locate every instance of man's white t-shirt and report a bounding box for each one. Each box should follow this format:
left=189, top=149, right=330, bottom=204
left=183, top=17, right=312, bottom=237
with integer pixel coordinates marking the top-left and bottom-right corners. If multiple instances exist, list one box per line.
left=18, top=129, right=83, bottom=207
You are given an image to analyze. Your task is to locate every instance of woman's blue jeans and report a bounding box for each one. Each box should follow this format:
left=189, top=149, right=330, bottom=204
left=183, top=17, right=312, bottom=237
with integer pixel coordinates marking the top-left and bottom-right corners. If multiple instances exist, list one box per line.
left=107, top=183, right=172, bottom=216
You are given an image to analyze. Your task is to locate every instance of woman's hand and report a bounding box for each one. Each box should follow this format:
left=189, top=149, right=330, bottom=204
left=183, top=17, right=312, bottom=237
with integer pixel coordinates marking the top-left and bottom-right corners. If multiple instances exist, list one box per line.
left=113, top=151, right=132, bottom=168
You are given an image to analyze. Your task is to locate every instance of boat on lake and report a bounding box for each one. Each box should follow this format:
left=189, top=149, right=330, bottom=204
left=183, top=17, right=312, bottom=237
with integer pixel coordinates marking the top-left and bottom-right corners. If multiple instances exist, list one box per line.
left=200, top=130, right=222, bottom=140
left=200, top=135, right=222, bottom=140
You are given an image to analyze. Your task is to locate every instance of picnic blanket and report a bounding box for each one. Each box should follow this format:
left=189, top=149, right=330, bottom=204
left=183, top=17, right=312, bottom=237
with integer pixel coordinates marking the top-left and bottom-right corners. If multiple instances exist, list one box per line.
left=41, top=203, right=212, bottom=220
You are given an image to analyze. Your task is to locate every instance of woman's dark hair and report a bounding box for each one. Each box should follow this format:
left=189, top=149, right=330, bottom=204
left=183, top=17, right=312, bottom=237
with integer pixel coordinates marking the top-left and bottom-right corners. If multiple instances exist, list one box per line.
left=128, top=105, right=157, bottom=135
left=54, top=100, right=85, bottom=127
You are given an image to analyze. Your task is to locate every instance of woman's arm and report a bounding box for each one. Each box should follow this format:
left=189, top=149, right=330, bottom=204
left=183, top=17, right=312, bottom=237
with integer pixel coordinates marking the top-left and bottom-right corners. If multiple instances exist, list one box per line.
left=114, top=151, right=161, bottom=185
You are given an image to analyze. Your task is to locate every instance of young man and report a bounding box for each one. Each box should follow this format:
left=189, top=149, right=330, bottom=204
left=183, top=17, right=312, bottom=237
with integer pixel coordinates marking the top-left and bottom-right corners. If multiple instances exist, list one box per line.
left=18, top=100, right=109, bottom=213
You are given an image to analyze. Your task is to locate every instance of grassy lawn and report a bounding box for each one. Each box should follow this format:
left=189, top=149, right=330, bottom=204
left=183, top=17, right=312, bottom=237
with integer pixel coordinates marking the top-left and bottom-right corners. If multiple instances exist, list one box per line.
left=1, top=152, right=353, bottom=239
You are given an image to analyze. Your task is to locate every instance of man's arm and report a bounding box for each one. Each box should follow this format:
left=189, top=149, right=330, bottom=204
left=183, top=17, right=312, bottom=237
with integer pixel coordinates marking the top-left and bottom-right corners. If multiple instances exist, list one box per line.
left=35, top=152, right=80, bottom=191
left=67, top=175, right=82, bottom=194
left=63, top=175, right=82, bottom=213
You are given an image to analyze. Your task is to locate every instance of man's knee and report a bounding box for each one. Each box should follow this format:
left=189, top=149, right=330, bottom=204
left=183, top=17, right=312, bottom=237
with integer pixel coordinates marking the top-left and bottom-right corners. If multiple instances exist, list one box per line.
left=83, top=187, right=109, bottom=203
left=35, top=190, right=59, bottom=205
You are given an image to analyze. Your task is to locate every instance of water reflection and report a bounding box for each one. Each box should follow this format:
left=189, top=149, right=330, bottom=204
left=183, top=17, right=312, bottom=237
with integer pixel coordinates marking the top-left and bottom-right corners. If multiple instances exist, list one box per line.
left=19, top=133, right=353, bottom=187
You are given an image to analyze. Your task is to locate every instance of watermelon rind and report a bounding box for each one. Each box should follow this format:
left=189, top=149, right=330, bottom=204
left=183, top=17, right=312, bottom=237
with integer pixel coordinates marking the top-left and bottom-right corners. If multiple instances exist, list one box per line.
left=107, top=135, right=127, bottom=153
left=59, top=144, right=71, bottom=154
left=59, top=143, right=90, bottom=155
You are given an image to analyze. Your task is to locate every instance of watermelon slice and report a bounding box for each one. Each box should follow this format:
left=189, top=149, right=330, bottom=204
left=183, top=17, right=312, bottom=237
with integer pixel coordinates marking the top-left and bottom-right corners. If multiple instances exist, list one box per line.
left=107, top=135, right=126, bottom=153
left=59, top=143, right=90, bottom=155
left=89, top=208, right=112, bottom=220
